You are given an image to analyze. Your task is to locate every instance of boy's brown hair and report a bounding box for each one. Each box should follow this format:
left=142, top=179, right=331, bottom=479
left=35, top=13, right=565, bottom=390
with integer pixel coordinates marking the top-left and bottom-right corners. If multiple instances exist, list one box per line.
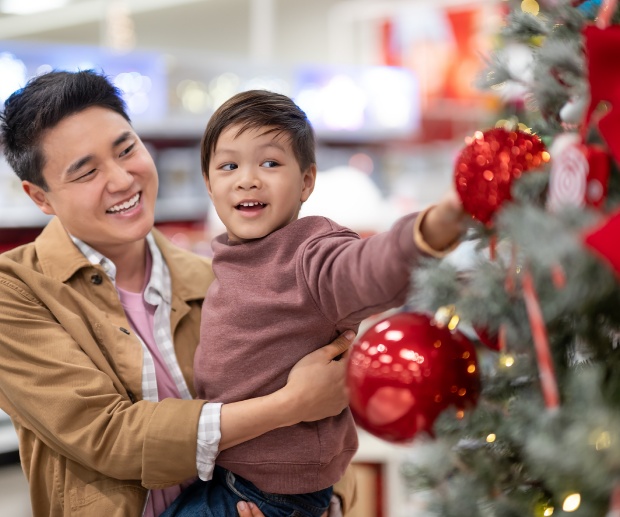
left=200, top=90, right=316, bottom=178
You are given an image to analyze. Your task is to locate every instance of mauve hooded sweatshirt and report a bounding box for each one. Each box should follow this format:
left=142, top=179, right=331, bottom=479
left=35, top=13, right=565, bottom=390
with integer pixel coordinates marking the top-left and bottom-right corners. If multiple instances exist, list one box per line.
left=195, top=214, right=420, bottom=494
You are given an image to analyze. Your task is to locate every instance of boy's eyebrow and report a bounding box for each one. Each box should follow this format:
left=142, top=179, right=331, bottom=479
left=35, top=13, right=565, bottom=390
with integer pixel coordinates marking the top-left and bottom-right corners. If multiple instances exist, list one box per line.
left=257, top=141, right=287, bottom=152
left=64, top=131, right=134, bottom=176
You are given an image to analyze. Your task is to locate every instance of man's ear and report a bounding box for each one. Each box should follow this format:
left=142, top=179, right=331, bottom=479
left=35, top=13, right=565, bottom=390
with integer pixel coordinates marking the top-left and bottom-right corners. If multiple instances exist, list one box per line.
left=22, top=181, right=55, bottom=215
left=300, top=164, right=317, bottom=203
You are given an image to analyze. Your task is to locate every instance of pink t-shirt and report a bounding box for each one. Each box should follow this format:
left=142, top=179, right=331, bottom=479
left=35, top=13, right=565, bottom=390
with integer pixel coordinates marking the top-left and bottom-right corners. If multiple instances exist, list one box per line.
left=117, top=254, right=190, bottom=517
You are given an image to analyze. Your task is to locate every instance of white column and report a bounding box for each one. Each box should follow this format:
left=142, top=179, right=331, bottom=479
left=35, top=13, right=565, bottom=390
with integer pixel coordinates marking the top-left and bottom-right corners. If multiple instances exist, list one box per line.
left=249, top=0, right=275, bottom=63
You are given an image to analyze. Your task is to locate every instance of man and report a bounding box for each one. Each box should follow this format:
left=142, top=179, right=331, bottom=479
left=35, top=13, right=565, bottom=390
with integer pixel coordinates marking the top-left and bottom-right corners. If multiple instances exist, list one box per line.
left=0, top=70, right=356, bottom=517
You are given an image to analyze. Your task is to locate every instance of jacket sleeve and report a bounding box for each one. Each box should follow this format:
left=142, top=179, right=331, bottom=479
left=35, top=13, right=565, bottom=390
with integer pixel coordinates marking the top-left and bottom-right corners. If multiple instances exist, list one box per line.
left=0, top=273, right=205, bottom=488
left=333, top=464, right=358, bottom=515
left=301, top=213, right=421, bottom=326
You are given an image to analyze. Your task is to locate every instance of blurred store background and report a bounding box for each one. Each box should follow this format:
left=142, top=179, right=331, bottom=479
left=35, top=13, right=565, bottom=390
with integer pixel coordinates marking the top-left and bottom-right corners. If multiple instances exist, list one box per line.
left=0, top=1, right=504, bottom=515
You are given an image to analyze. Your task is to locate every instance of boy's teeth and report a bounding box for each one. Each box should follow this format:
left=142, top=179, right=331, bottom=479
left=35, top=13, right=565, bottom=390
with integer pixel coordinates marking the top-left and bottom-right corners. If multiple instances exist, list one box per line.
left=108, top=193, right=140, bottom=213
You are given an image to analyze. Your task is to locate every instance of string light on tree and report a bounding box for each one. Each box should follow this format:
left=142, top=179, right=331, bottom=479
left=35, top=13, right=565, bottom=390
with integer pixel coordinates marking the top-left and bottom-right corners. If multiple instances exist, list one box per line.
left=562, top=493, right=582, bottom=512
left=521, top=0, right=540, bottom=15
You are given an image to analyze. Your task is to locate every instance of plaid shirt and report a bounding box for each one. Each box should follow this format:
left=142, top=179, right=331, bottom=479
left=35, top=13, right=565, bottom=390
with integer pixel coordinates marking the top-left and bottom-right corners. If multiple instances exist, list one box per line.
left=71, top=234, right=220, bottom=481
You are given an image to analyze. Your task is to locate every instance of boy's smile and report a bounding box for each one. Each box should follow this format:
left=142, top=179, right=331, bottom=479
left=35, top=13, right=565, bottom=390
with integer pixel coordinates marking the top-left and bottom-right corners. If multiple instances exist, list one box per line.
left=205, top=124, right=316, bottom=243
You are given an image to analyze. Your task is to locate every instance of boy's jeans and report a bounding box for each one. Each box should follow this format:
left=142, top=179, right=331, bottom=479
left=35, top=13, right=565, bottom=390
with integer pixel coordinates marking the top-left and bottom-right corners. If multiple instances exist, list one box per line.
left=161, top=465, right=333, bottom=517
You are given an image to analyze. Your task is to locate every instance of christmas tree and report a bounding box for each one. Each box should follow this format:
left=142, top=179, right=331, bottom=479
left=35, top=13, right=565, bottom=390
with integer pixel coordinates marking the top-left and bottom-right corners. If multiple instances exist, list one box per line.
left=397, top=1, right=620, bottom=516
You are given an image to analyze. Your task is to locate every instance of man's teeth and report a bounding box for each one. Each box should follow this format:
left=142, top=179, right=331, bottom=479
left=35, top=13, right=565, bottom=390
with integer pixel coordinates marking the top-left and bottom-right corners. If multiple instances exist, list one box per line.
left=239, top=202, right=265, bottom=207
left=108, top=193, right=140, bottom=213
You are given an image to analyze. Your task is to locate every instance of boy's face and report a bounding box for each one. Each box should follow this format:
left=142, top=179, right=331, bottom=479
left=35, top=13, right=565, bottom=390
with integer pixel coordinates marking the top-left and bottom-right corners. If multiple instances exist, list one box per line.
left=22, top=106, right=159, bottom=255
left=205, top=124, right=316, bottom=243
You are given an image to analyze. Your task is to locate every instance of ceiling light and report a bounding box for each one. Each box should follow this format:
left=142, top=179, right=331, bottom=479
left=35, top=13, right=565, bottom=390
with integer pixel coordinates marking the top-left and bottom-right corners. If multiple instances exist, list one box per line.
left=0, top=0, right=70, bottom=15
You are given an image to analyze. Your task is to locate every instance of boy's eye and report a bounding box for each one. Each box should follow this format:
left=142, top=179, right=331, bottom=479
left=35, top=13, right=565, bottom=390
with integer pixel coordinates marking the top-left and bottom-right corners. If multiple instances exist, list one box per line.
left=221, top=163, right=238, bottom=171
left=262, top=160, right=279, bottom=168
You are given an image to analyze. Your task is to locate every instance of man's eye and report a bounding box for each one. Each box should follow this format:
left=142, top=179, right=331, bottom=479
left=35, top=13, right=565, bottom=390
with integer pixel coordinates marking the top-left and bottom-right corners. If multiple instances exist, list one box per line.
left=119, top=143, right=135, bottom=157
left=75, top=169, right=96, bottom=181
left=221, top=163, right=238, bottom=171
left=262, top=160, right=279, bottom=168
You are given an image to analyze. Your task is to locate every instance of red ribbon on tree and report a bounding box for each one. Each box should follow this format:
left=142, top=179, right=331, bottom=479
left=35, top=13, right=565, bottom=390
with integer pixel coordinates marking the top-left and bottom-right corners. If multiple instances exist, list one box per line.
left=597, top=0, right=618, bottom=29
left=521, top=269, right=560, bottom=410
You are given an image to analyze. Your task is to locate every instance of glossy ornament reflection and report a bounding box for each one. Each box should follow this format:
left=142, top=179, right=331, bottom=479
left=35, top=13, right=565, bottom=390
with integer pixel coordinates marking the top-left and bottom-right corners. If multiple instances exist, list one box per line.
left=347, top=312, right=481, bottom=443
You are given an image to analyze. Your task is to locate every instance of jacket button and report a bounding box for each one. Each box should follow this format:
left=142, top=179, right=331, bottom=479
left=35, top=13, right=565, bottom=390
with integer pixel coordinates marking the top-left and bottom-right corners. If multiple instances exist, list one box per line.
left=90, top=274, right=103, bottom=285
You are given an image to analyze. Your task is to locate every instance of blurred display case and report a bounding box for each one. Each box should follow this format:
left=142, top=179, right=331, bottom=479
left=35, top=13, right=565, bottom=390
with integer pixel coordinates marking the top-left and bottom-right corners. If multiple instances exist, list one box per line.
left=0, top=410, right=17, bottom=460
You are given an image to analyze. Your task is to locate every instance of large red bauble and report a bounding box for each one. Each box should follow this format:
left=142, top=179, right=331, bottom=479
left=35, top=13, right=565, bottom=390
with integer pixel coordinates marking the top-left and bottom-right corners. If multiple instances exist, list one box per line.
left=454, top=128, right=548, bottom=225
left=347, top=312, right=480, bottom=443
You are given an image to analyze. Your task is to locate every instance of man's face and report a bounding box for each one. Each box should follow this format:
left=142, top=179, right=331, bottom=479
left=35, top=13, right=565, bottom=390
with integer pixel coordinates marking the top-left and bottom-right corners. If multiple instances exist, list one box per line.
left=205, top=124, right=316, bottom=243
left=23, top=106, right=159, bottom=256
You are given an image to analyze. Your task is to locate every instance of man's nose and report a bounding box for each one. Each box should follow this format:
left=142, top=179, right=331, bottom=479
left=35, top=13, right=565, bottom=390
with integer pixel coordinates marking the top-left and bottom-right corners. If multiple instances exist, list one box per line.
left=107, top=163, right=134, bottom=192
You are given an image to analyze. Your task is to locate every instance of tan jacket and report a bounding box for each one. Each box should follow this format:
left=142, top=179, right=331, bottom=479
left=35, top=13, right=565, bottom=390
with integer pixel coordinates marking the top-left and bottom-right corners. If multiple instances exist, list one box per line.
left=0, top=217, right=356, bottom=516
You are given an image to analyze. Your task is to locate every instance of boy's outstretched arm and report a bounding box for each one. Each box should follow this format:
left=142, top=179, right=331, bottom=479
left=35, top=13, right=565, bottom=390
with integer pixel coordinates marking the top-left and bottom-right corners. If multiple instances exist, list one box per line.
left=415, top=190, right=468, bottom=257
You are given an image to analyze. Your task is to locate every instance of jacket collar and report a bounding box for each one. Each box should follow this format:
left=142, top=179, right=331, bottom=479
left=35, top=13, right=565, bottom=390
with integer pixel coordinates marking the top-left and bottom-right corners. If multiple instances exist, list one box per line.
left=34, top=217, right=211, bottom=303
left=34, top=217, right=94, bottom=283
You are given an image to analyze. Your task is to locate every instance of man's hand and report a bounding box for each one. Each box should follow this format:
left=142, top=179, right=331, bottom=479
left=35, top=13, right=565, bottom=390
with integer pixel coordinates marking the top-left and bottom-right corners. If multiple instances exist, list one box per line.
left=237, top=501, right=262, bottom=516
left=237, top=501, right=329, bottom=517
left=282, top=330, right=355, bottom=425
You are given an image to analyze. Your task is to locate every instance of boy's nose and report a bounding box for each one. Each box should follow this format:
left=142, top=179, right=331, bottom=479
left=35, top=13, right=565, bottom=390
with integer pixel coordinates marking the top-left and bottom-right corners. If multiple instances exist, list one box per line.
left=236, top=168, right=261, bottom=190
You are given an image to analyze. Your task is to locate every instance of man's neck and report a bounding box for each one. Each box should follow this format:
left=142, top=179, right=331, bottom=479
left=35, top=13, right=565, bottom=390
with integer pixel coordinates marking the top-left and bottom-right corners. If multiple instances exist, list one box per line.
left=105, top=239, right=148, bottom=293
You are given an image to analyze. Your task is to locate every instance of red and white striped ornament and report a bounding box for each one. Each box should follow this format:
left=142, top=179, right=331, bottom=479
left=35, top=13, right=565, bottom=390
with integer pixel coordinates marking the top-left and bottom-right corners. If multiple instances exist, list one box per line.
left=547, top=133, right=609, bottom=211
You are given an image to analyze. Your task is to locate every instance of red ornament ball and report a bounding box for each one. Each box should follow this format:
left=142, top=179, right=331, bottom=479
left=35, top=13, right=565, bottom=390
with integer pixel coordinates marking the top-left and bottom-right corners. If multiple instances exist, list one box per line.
left=347, top=312, right=480, bottom=443
left=454, top=128, right=548, bottom=225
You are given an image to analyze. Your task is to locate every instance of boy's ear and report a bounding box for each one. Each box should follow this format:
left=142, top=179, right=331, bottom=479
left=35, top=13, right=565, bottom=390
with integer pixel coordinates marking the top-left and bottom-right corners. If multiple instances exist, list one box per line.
left=300, top=164, right=317, bottom=203
left=22, top=181, right=55, bottom=215
left=203, top=174, right=213, bottom=198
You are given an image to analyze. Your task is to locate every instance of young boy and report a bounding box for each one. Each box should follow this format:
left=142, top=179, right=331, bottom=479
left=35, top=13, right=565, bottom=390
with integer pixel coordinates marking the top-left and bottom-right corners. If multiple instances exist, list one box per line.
left=164, top=90, right=465, bottom=517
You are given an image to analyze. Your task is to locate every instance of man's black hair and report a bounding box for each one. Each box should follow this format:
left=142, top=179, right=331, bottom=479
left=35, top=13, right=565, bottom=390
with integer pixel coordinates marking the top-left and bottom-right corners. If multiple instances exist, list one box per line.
left=0, top=69, right=130, bottom=190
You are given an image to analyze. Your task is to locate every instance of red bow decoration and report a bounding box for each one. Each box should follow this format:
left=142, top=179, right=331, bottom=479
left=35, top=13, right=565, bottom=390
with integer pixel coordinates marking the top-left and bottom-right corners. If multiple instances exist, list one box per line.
left=583, top=207, right=620, bottom=276
left=582, top=25, right=620, bottom=165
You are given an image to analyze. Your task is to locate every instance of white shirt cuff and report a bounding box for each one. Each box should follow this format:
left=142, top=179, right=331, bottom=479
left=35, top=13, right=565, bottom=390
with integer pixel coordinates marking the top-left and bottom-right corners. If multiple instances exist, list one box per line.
left=328, top=494, right=343, bottom=517
left=196, top=402, right=222, bottom=481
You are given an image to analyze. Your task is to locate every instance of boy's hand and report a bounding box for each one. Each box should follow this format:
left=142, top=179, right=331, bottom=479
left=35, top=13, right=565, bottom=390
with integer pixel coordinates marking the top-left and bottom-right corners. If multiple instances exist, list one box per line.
left=418, top=190, right=467, bottom=253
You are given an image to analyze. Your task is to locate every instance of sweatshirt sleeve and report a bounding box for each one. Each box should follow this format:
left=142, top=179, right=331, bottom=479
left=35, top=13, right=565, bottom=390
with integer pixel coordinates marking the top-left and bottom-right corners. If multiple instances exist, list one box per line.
left=300, top=213, right=420, bottom=326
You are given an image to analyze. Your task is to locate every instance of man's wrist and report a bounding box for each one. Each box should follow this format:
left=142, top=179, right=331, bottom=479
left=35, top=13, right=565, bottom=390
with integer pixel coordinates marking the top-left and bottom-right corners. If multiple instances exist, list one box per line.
left=271, top=385, right=302, bottom=428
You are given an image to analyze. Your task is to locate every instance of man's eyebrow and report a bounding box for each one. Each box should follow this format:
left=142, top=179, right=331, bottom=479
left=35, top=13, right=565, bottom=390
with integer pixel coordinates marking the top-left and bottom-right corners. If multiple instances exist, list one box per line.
left=112, top=131, right=133, bottom=148
left=65, top=155, right=94, bottom=177
left=64, top=131, right=134, bottom=177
